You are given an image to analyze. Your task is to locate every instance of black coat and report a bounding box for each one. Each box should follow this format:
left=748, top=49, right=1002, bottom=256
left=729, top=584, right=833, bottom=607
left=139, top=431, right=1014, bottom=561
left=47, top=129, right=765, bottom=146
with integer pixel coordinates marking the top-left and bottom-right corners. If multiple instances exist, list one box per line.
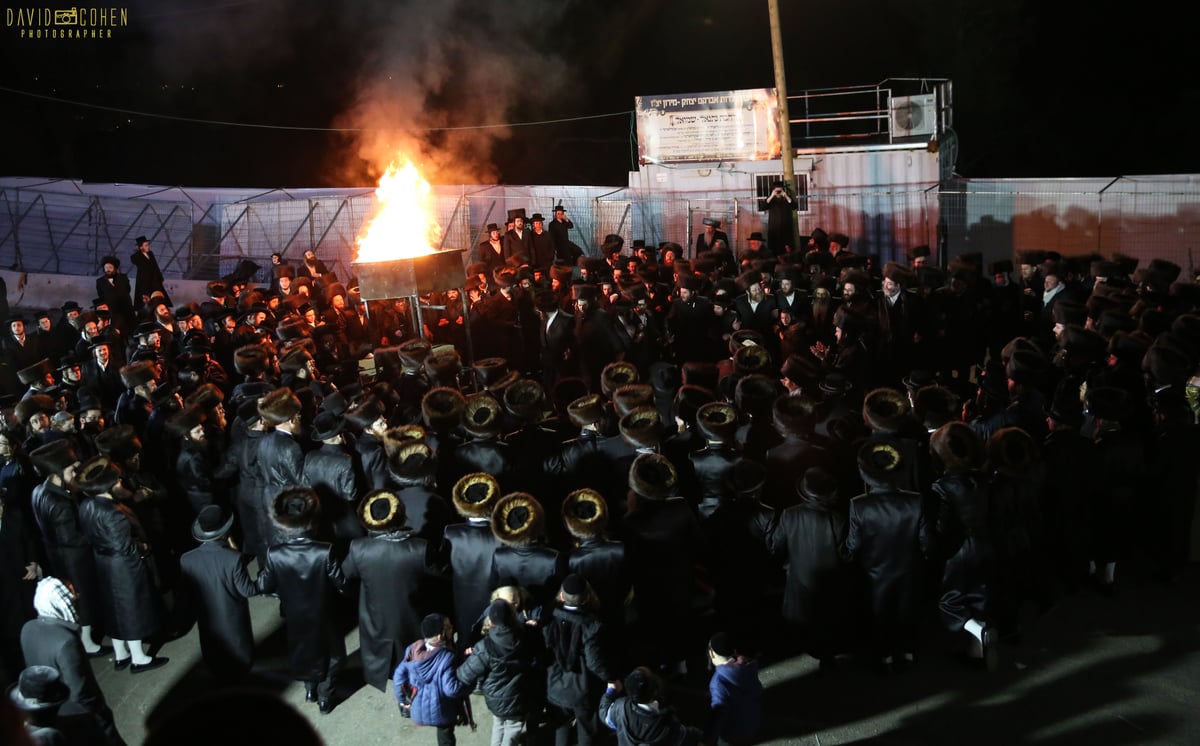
left=441, top=519, right=500, bottom=643
left=763, top=434, right=832, bottom=510
left=20, top=616, right=121, bottom=744
left=255, top=534, right=347, bottom=681
left=491, top=543, right=565, bottom=611
left=78, top=495, right=163, bottom=641
left=342, top=529, right=435, bottom=691
left=844, top=487, right=929, bottom=623
left=689, top=445, right=743, bottom=516
left=502, top=228, right=532, bottom=266
left=178, top=540, right=258, bottom=678
left=453, top=438, right=514, bottom=493
left=353, top=432, right=389, bottom=491
left=528, top=228, right=555, bottom=272
left=176, top=439, right=216, bottom=516
left=220, top=423, right=269, bottom=559
left=30, top=481, right=101, bottom=627
left=456, top=622, right=538, bottom=719
left=767, top=498, right=855, bottom=629
left=932, top=470, right=996, bottom=629
left=129, top=248, right=169, bottom=310
left=476, top=239, right=507, bottom=276
left=542, top=605, right=613, bottom=709
left=622, top=496, right=706, bottom=658
left=387, top=480, right=455, bottom=546
left=258, top=429, right=306, bottom=547
left=303, top=442, right=364, bottom=542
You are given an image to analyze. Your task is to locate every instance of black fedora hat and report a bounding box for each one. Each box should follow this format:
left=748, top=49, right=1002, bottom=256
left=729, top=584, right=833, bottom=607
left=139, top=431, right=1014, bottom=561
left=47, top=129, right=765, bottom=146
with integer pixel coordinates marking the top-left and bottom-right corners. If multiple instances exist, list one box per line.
left=192, top=504, right=235, bottom=542
left=8, top=665, right=69, bottom=712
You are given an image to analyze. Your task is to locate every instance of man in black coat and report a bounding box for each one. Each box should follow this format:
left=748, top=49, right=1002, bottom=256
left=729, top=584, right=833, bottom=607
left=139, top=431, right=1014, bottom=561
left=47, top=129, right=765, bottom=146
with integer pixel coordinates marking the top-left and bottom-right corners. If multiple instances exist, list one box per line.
left=441, top=473, right=501, bottom=647
left=767, top=466, right=855, bottom=670
left=843, top=438, right=930, bottom=671
left=177, top=505, right=258, bottom=681
left=303, top=410, right=363, bottom=543
left=129, top=236, right=170, bottom=312
left=548, top=204, right=582, bottom=264
left=502, top=209, right=532, bottom=266
left=96, top=256, right=135, bottom=335
left=384, top=440, right=455, bottom=546
left=534, top=289, right=577, bottom=395
left=490, top=492, right=565, bottom=616
left=255, top=486, right=347, bottom=713
left=527, top=213, right=556, bottom=275
left=341, top=490, right=438, bottom=693
left=256, top=387, right=307, bottom=549
left=28, top=441, right=103, bottom=656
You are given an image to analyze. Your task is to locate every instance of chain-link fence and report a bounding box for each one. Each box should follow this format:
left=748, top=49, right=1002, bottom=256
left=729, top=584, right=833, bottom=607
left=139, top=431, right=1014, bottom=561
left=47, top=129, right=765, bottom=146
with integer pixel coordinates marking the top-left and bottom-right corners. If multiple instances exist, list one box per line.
left=4, top=176, right=1200, bottom=283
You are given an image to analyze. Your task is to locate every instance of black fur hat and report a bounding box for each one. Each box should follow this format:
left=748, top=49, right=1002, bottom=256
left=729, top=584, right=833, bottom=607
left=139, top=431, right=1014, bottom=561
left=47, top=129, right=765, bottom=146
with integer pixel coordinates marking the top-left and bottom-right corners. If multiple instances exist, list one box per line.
left=17, top=358, right=53, bottom=386
left=671, top=384, right=716, bottom=427
left=463, top=393, right=503, bottom=438
left=387, top=441, right=435, bottom=479
left=271, top=486, right=320, bottom=533
left=119, top=360, right=159, bottom=389
left=772, top=394, right=819, bottom=437
left=358, top=489, right=408, bottom=533
left=986, top=427, right=1037, bottom=473
left=424, top=348, right=463, bottom=387
left=184, top=382, right=224, bottom=412
left=732, top=344, right=772, bottom=376
left=734, top=374, right=781, bottom=419
left=452, top=472, right=500, bottom=519
left=257, top=387, right=302, bottom=427
left=600, top=361, right=639, bottom=398
left=75, top=455, right=122, bottom=496
left=491, top=492, right=545, bottom=547
left=166, top=405, right=207, bottom=439
left=29, top=440, right=79, bottom=478
left=233, top=344, right=270, bottom=376
left=695, top=401, right=739, bottom=443
left=930, top=421, right=982, bottom=473
left=421, top=387, right=467, bottom=431
left=618, top=406, right=663, bottom=450
left=13, top=394, right=55, bottom=426
left=94, top=424, right=142, bottom=462
left=862, top=387, right=911, bottom=432
left=567, top=393, right=605, bottom=428
left=628, top=452, right=677, bottom=499
left=562, top=488, right=608, bottom=539
left=503, top=378, right=547, bottom=422
left=913, top=385, right=961, bottom=431
left=857, top=438, right=907, bottom=485
left=611, top=384, right=655, bottom=418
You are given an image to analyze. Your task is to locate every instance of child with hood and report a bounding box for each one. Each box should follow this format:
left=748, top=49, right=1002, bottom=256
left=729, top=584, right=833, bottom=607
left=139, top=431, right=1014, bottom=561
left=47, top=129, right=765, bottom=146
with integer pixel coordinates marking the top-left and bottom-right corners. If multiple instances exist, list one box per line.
left=394, top=613, right=474, bottom=745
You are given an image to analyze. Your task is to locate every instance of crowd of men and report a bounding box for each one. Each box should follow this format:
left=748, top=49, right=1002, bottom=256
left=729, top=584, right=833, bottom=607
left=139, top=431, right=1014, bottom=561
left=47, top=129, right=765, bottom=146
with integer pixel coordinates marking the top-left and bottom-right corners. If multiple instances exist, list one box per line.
left=2, top=218, right=1200, bottom=745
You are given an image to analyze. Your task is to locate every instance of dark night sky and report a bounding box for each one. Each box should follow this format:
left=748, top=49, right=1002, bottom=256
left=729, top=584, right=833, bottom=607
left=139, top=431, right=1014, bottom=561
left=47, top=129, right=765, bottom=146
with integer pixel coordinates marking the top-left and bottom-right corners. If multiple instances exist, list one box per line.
left=2, top=0, right=1197, bottom=188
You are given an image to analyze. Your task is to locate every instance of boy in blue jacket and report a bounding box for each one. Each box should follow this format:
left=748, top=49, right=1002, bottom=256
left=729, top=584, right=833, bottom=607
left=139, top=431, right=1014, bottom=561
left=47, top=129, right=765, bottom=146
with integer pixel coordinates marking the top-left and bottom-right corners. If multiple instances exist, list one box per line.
left=395, top=613, right=474, bottom=746
left=706, top=632, right=763, bottom=746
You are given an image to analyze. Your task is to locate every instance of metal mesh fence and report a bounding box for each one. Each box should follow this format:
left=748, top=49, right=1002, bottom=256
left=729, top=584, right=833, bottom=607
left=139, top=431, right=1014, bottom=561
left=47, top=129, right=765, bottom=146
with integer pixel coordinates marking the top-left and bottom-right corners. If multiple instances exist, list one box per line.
left=3, top=177, right=1200, bottom=283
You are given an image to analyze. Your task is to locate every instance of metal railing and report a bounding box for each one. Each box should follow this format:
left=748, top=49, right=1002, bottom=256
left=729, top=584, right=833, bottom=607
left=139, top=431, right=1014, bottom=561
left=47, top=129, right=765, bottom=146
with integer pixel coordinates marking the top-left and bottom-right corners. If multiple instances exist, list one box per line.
left=3, top=176, right=1199, bottom=284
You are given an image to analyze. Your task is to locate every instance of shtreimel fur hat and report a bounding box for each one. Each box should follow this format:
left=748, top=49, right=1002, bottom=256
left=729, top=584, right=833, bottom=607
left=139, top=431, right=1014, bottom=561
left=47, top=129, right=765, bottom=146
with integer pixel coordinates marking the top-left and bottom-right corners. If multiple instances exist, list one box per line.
left=862, top=387, right=911, bottom=432
left=452, top=472, right=500, bottom=519
left=628, top=452, right=677, bottom=500
left=257, top=387, right=302, bottom=426
left=562, top=488, right=608, bottom=539
left=491, top=492, right=545, bottom=547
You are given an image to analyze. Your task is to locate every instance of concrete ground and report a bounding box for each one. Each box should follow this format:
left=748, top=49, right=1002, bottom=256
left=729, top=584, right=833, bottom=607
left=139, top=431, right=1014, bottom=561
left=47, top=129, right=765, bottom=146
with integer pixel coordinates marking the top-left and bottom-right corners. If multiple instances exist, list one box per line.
left=88, top=555, right=1200, bottom=746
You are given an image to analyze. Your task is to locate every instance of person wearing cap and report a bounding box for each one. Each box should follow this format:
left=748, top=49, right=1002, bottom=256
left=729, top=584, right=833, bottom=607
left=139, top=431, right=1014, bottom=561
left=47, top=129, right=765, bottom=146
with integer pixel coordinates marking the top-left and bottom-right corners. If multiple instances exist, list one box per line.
left=540, top=573, right=616, bottom=746
left=394, top=612, right=473, bottom=742
left=177, top=505, right=258, bottom=681
left=456, top=597, right=539, bottom=746
left=342, top=490, right=439, bottom=693
left=129, top=236, right=169, bottom=312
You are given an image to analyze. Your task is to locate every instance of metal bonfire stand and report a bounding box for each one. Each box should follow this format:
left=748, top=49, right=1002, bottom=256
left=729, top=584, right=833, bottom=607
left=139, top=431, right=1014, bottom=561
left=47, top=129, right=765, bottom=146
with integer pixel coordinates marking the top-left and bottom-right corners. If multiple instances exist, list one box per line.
left=351, top=248, right=474, bottom=364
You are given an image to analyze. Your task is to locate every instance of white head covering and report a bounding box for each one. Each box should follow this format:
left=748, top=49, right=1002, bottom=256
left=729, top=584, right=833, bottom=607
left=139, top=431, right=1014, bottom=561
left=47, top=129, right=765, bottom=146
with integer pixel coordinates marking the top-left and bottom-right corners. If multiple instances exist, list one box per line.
left=33, top=577, right=78, bottom=624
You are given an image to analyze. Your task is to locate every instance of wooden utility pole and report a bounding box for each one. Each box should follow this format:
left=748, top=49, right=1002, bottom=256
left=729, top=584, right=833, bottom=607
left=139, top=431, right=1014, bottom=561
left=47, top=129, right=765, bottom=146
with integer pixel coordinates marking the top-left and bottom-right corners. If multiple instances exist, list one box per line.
left=768, top=0, right=796, bottom=206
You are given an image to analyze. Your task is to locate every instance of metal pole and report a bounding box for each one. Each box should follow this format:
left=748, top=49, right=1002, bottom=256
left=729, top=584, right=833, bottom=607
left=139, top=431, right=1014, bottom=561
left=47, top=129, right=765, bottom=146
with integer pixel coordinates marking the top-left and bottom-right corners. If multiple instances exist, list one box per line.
left=768, top=0, right=798, bottom=241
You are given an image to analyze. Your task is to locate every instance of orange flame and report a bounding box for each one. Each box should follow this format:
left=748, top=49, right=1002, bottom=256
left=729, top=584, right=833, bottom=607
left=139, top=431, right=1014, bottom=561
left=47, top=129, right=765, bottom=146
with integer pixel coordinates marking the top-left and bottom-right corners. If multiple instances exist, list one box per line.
left=355, top=159, right=442, bottom=263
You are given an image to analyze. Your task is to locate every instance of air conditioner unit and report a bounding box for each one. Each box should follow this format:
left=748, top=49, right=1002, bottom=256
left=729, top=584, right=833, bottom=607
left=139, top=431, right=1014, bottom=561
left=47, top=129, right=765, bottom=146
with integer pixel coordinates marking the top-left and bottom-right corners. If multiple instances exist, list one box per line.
left=890, top=93, right=937, bottom=138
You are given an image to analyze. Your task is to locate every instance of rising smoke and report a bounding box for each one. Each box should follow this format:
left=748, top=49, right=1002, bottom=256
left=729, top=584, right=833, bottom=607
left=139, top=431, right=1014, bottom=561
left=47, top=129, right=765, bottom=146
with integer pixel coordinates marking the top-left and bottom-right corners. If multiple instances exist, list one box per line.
left=142, top=0, right=582, bottom=185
